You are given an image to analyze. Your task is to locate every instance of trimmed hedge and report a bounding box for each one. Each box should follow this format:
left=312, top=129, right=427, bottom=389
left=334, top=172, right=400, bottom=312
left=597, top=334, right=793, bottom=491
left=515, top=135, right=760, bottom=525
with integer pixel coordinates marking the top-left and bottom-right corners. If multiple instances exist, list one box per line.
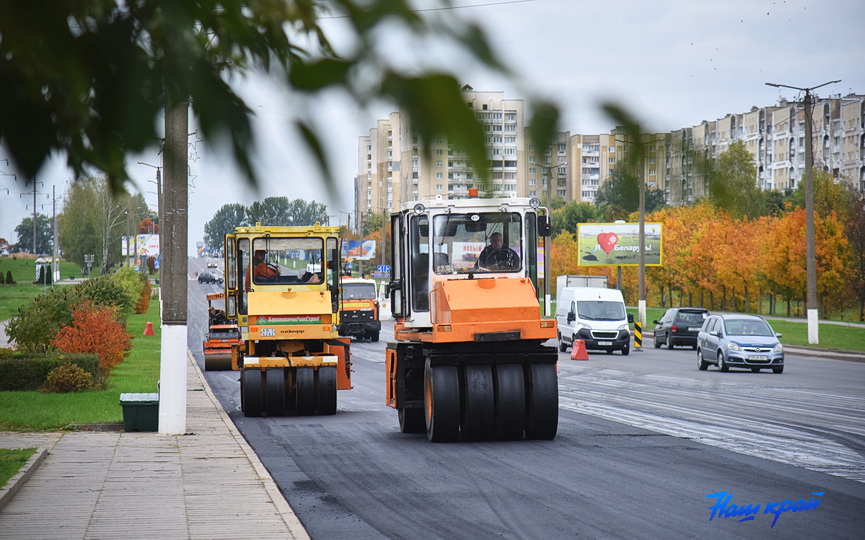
left=0, top=352, right=99, bottom=391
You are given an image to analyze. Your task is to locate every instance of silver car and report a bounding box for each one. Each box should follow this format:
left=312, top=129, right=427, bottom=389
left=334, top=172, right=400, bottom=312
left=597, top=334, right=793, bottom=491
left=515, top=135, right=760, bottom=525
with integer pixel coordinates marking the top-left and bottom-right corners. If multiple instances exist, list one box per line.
left=696, top=314, right=784, bottom=374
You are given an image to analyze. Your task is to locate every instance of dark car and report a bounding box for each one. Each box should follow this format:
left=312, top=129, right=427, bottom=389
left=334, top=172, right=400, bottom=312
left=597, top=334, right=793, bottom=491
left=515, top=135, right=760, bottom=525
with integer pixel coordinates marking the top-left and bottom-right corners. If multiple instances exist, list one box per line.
left=696, top=314, right=784, bottom=373
left=198, top=272, right=224, bottom=285
left=653, top=307, right=709, bottom=349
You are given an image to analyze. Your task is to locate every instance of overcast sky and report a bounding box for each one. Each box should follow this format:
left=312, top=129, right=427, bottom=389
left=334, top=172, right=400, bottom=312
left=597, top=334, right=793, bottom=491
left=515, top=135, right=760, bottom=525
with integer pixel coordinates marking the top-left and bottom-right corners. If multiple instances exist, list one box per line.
left=1, top=0, right=863, bottom=254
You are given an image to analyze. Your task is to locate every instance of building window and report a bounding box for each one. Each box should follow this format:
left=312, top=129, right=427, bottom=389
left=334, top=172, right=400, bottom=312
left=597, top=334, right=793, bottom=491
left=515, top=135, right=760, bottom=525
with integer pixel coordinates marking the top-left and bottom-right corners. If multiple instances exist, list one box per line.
left=436, top=172, right=443, bottom=179
left=436, top=184, right=443, bottom=190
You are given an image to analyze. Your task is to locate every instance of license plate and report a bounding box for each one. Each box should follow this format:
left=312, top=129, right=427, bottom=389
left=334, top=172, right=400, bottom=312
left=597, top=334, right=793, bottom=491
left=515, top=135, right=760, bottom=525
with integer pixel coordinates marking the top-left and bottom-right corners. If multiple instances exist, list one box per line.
left=598, top=341, right=613, bottom=346
left=747, top=354, right=768, bottom=361
left=688, top=327, right=700, bottom=332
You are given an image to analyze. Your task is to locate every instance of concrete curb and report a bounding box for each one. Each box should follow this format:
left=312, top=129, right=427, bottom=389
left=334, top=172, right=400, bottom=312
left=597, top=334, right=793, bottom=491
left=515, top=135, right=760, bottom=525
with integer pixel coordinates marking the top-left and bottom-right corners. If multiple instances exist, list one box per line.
left=0, top=447, right=48, bottom=511
left=189, top=351, right=311, bottom=540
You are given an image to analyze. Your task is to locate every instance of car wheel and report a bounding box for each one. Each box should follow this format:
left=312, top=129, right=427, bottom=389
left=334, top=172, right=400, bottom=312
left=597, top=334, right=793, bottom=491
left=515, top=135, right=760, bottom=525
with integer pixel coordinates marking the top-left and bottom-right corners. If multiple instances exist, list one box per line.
left=558, top=332, right=567, bottom=352
left=772, top=366, right=784, bottom=374
left=653, top=334, right=661, bottom=348
left=697, top=349, right=708, bottom=371
left=718, top=352, right=729, bottom=372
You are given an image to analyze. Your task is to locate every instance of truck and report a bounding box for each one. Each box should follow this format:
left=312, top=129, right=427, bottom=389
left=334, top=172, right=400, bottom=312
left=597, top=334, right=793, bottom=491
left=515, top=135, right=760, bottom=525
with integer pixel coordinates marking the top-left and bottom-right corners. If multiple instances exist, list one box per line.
left=337, top=277, right=381, bottom=341
left=555, top=274, right=608, bottom=302
left=222, top=223, right=352, bottom=417
left=202, top=291, right=242, bottom=371
left=385, top=193, right=559, bottom=442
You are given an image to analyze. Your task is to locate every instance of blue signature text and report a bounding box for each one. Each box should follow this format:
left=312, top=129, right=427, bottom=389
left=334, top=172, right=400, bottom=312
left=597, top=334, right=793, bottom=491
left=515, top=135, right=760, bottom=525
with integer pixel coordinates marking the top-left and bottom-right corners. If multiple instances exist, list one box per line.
left=706, top=490, right=824, bottom=527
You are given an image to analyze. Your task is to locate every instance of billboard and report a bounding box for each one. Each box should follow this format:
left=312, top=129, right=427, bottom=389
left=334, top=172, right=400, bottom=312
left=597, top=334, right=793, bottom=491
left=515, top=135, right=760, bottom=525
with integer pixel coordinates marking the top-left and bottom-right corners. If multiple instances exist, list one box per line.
left=342, top=240, right=376, bottom=261
left=122, top=234, right=160, bottom=257
left=577, top=223, right=662, bottom=266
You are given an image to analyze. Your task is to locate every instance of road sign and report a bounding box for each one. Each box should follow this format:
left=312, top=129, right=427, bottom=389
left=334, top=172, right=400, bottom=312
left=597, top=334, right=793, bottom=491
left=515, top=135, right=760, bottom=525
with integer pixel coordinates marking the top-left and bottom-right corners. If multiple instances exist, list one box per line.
left=377, top=265, right=390, bottom=273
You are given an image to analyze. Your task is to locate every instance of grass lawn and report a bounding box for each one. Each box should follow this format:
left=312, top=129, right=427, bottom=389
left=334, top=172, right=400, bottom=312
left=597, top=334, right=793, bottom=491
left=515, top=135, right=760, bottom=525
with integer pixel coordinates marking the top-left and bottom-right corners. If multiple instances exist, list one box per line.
left=0, top=296, right=162, bottom=431
left=0, top=447, right=36, bottom=488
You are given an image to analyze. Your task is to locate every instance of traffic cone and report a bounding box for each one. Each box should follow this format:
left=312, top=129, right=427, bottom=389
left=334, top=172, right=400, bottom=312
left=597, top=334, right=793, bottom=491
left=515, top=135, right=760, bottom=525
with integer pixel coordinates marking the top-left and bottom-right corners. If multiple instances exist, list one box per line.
left=570, top=339, right=588, bottom=361
left=143, top=321, right=156, bottom=336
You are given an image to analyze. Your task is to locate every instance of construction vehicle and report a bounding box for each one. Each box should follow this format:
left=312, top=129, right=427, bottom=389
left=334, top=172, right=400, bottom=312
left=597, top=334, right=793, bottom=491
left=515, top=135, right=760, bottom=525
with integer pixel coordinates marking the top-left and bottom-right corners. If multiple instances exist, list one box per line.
left=337, top=277, right=381, bottom=341
left=223, top=223, right=351, bottom=417
left=202, top=292, right=242, bottom=371
left=384, top=193, right=558, bottom=442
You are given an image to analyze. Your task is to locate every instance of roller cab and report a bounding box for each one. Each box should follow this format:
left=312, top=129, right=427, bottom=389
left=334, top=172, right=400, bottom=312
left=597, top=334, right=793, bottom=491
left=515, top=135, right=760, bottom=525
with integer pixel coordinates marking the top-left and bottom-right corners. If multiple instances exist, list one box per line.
left=223, top=223, right=352, bottom=417
left=385, top=194, right=558, bottom=442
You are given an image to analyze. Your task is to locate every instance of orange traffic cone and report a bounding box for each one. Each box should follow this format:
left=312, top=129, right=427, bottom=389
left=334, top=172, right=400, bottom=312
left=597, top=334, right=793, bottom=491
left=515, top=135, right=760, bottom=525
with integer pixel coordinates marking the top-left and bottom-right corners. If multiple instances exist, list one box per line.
left=570, top=339, right=588, bottom=361
left=143, top=321, right=156, bottom=336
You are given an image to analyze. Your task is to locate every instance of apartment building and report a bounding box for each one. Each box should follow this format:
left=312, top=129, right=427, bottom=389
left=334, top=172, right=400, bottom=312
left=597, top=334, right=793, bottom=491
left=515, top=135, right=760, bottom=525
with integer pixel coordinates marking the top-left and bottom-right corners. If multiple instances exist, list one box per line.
left=357, top=90, right=865, bottom=229
left=356, top=88, right=570, bottom=232
left=665, top=94, right=865, bottom=205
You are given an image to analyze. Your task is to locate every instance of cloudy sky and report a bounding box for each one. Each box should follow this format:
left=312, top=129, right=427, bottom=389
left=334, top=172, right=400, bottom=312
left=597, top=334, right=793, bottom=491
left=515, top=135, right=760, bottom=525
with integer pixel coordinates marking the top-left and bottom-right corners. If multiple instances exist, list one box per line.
left=1, top=0, right=863, bottom=253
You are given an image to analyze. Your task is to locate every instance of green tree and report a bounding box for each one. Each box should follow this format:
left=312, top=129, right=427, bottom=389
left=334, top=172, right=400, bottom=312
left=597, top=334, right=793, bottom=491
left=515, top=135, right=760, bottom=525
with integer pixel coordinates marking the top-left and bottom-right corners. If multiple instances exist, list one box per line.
left=707, top=141, right=763, bottom=219
left=286, top=199, right=329, bottom=226
left=363, top=211, right=387, bottom=237
left=58, top=177, right=136, bottom=273
left=12, top=213, right=52, bottom=254
left=596, top=167, right=639, bottom=215
left=204, top=203, right=247, bottom=251
left=551, top=201, right=598, bottom=237
left=790, top=170, right=855, bottom=222
left=0, top=1, right=558, bottom=194
left=645, top=187, right=666, bottom=213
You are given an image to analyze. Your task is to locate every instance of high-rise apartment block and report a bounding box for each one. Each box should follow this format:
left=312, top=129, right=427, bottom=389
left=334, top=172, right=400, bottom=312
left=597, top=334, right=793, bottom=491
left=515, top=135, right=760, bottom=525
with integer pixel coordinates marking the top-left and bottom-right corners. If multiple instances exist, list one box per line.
left=355, top=89, right=865, bottom=231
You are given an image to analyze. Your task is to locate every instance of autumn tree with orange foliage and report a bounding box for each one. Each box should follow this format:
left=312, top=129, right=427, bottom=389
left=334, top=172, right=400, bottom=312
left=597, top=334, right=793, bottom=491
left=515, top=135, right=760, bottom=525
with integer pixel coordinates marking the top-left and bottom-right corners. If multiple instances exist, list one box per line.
left=51, top=302, right=133, bottom=371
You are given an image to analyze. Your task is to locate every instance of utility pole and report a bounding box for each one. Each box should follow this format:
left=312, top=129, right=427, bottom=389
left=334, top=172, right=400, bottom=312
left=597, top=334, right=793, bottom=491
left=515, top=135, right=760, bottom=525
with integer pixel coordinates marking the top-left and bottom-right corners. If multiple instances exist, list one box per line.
left=766, top=80, right=840, bottom=344
left=52, top=185, right=60, bottom=284
left=538, top=161, right=567, bottom=317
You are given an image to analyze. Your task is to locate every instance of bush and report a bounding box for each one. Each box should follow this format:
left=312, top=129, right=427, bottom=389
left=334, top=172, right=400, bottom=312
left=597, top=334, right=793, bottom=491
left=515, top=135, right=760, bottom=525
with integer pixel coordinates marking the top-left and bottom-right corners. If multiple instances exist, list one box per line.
left=5, top=270, right=14, bottom=284
left=5, top=286, right=78, bottom=352
left=42, top=363, right=94, bottom=393
left=0, top=352, right=99, bottom=391
left=111, top=268, right=145, bottom=315
left=34, top=264, right=53, bottom=285
left=135, top=279, right=152, bottom=314
left=76, top=275, right=135, bottom=320
left=0, top=348, right=12, bottom=359
left=51, top=302, right=132, bottom=371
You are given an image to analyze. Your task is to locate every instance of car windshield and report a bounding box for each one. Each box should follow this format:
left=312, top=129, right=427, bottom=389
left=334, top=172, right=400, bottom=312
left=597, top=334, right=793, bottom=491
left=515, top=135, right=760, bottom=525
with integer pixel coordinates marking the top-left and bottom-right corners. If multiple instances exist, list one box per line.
left=430, top=212, right=523, bottom=274
left=343, top=283, right=377, bottom=300
left=724, top=319, right=774, bottom=336
left=576, top=300, right=625, bottom=321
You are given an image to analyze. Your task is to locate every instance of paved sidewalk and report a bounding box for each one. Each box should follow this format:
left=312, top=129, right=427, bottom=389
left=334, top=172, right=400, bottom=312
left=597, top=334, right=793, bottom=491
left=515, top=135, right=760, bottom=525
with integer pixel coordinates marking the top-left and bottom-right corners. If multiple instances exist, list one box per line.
left=0, top=353, right=308, bottom=540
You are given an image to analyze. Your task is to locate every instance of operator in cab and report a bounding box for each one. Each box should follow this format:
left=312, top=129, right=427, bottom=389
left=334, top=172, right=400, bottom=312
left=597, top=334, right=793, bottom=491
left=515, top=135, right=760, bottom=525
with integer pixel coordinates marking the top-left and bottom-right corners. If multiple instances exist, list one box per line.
left=476, top=232, right=520, bottom=270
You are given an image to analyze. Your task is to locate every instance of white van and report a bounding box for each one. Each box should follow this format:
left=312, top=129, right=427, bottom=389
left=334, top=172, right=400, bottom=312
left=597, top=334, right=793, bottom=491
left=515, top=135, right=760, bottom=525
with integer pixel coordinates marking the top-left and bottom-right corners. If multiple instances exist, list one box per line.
left=555, top=287, right=633, bottom=355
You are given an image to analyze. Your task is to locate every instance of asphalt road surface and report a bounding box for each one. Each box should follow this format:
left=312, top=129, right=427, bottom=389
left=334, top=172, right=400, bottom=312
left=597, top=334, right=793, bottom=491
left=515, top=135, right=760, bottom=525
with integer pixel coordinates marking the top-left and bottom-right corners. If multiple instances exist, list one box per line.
left=187, top=259, right=865, bottom=539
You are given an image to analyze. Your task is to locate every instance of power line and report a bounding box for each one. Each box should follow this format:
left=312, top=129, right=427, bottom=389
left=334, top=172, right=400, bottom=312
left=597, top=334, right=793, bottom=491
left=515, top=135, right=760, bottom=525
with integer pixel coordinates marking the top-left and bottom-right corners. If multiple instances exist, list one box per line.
left=320, top=0, right=537, bottom=19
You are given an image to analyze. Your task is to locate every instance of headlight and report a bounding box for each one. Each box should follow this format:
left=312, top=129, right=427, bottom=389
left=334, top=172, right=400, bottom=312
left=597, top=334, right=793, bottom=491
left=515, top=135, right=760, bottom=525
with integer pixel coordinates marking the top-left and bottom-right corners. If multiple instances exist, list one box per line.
left=726, top=342, right=741, bottom=352
left=773, top=343, right=784, bottom=353
left=577, top=323, right=592, bottom=332
left=617, top=323, right=629, bottom=331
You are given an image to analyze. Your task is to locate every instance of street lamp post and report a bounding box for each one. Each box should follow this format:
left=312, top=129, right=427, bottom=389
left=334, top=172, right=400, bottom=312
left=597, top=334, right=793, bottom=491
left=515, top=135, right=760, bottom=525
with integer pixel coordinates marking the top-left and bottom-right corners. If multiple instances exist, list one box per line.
left=765, top=80, right=840, bottom=344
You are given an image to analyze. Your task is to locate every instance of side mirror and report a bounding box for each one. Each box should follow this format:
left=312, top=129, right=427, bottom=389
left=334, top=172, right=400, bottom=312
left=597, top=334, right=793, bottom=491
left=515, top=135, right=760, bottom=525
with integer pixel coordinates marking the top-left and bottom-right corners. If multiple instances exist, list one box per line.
left=775, top=332, right=783, bottom=338
left=538, top=215, right=551, bottom=237
left=652, top=320, right=660, bottom=325
left=709, top=330, right=719, bottom=337
left=566, top=312, right=575, bottom=323
left=628, top=314, right=634, bottom=324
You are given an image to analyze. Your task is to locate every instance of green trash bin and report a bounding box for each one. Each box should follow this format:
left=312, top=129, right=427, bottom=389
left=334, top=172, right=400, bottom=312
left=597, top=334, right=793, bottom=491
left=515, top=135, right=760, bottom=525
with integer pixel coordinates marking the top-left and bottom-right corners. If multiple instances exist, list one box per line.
left=119, top=393, right=159, bottom=432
